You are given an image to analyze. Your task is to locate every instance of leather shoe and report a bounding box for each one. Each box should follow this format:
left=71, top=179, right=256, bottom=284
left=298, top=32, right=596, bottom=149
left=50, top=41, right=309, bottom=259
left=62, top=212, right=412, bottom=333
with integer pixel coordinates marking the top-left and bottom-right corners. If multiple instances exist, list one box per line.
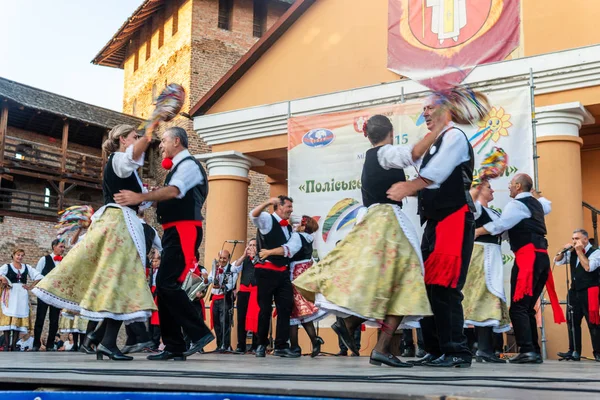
left=255, top=345, right=266, bottom=358
left=408, top=353, right=437, bottom=365
left=96, top=344, right=133, bottom=361
left=274, top=348, right=301, bottom=358
left=416, top=347, right=426, bottom=358
left=335, top=350, right=348, bottom=356
left=81, top=336, right=98, bottom=354
left=122, top=340, right=154, bottom=354
left=310, top=337, right=324, bottom=358
left=594, top=353, right=600, bottom=362
left=557, top=350, right=580, bottom=361
left=184, top=332, right=215, bottom=357
left=425, top=354, right=472, bottom=368
left=475, top=351, right=506, bottom=363
left=508, top=352, right=543, bottom=364
left=401, top=346, right=415, bottom=358
left=331, top=319, right=359, bottom=356
left=369, top=350, right=412, bottom=367
left=146, top=350, right=186, bottom=361
left=234, top=347, right=246, bottom=354
left=290, top=346, right=302, bottom=356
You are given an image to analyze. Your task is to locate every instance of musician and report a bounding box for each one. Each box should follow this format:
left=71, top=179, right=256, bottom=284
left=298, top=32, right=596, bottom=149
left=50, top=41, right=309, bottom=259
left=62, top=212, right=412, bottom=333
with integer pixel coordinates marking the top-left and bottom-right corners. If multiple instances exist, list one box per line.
left=231, top=239, right=259, bottom=353
left=208, top=250, right=237, bottom=351
left=555, top=229, right=600, bottom=361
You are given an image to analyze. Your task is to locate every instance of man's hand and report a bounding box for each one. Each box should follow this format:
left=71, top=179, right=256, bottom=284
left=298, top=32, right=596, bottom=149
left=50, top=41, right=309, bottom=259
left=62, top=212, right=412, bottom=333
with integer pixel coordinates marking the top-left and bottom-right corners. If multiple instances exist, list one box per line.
left=530, top=188, right=541, bottom=199
left=114, top=190, right=144, bottom=206
left=269, top=197, right=280, bottom=207
left=259, top=249, right=272, bottom=259
left=574, top=240, right=585, bottom=253
left=387, top=182, right=415, bottom=202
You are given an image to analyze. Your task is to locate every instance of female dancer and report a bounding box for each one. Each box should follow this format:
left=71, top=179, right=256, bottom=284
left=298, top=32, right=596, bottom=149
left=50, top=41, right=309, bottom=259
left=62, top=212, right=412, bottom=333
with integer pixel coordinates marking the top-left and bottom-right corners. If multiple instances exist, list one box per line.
left=32, top=123, right=157, bottom=361
left=293, top=114, right=438, bottom=367
left=0, top=249, right=43, bottom=351
left=259, top=216, right=326, bottom=357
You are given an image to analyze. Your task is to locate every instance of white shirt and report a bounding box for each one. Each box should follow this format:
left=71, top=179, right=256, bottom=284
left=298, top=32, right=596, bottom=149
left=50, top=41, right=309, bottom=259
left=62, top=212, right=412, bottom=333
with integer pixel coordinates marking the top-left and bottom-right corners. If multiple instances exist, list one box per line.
left=0, top=263, right=43, bottom=282
left=36, top=253, right=60, bottom=275
left=555, top=243, right=600, bottom=273
left=208, top=262, right=237, bottom=295
left=151, top=269, right=158, bottom=287
left=250, top=212, right=301, bottom=258
left=376, top=144, right=415, bottom=170
left=473, top=201, right=508, bottom=242
left=17, top=337, right=33, bottom=351
left=482, top=192, right=552, bottom=236
left=112, top=145, right=144, bottom=180
left=418, top=124, right=471, bottom=189
left=167, top=149, right=205, bottom=199
left=140, top=219, right=163, bottom=252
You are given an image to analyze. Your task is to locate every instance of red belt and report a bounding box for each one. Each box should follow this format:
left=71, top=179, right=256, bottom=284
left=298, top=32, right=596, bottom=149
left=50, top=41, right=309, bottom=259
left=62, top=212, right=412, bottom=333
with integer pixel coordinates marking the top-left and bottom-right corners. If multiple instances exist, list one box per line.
left=161, top=221, right=203, bottom=283
left=239, top=284, right=259, bottom=333
left=210, top=293, right=225, bottom=330
left=255, top=261, right=288, bottom=272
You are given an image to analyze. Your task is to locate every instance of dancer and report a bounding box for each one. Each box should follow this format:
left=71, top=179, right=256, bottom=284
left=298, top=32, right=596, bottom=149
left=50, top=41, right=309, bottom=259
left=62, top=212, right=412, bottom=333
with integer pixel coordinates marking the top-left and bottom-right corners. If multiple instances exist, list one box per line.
left=0, top=249, right=43, bottom=351
left=114, top=126, right=215, bottom=361
left=259, top=216, right=326, bottom=357
left=231, top=239, right=259, bottom=354
left=475, top=173, right=563, bottom=364
left=32, top=123, right=158, bottom=361
left=294, top=114, right=437, bottom=367
left=462, top=182, right=510, bottom=363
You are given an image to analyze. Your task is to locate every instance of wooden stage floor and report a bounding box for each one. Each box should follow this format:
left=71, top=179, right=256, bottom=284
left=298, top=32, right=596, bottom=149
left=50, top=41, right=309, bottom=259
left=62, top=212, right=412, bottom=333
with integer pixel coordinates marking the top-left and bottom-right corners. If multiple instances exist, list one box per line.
left=0, top=352, right=598, bottom=399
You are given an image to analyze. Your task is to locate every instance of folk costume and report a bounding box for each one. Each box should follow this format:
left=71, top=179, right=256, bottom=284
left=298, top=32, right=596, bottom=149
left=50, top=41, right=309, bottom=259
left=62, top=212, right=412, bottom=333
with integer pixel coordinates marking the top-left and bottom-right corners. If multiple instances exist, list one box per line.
left=32, top=253, right=62, bottom=350
left=482, top=192, right=565, bottom=360
left=0, top=263, right=42, bottom=333
left=153, top=149, right=214, bottom=358
left=294, top=144, right=432, bottom=327
left=555, top=244, right=600, bottom=357
left=208, top=261, right=237, bottom=350
left=231, top=256, right=259, bottom=352
left=416, top=123, right=476, bottom=365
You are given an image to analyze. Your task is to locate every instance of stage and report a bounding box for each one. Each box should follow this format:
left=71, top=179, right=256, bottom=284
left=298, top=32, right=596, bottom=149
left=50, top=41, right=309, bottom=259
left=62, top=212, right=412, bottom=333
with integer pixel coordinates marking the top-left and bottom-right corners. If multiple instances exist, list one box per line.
left=0, top=352, right=599, bottom=399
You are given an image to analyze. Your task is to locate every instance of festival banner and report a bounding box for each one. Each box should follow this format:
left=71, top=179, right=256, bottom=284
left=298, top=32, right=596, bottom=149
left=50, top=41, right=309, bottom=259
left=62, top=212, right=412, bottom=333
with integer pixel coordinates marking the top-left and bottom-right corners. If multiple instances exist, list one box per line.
left=288, top=87, right=532, bottom=301
left=387, top=0, right=520, bottom=90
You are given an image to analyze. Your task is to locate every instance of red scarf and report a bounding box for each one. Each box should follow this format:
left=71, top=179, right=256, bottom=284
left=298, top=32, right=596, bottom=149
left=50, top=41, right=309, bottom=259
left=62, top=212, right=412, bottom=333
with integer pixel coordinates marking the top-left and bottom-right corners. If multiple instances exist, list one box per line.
left=424, top=205, right=469, bottom=288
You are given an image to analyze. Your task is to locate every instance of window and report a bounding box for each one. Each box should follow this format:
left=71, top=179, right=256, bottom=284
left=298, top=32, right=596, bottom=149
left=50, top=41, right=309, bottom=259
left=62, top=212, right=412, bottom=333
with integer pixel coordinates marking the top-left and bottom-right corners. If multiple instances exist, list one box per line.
left=218, top=0, right=233, bottom=30
left=15, top=152, right=24, bottom=160
left=44, top=187, right=51, bottom=208
left=253, top=0, right=267, bottom=38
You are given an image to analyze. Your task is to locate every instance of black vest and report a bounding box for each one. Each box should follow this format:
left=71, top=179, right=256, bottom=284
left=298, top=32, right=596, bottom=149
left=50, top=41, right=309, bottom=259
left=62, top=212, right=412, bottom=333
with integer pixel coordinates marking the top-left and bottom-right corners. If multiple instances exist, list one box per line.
left=418, top=127, right=475, bottom=222
left=361, top=146, right=405, bottom=208
left=570, top=247, right=600, bottom=291
left=507, top=196, right=548, bottom=252
left=292, top=234, right=313, bottom=262
left=102, top=153, right=143, bottom=211
left=239, top=258, right=256, bottom=286
left=5, top=264, right=28, bottom=284
left=256, top=215, right=293, bottom=267
left=156, top=156, right=208, bottom=224
left=475, top=207, right=501, bottom=245
left=41, top=255, right=56, bottom=276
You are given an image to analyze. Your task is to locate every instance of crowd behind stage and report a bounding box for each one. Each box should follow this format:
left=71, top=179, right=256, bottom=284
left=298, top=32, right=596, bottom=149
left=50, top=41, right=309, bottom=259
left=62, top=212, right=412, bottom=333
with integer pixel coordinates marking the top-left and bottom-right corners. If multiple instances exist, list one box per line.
left=0, top=93, right=599, bottom=368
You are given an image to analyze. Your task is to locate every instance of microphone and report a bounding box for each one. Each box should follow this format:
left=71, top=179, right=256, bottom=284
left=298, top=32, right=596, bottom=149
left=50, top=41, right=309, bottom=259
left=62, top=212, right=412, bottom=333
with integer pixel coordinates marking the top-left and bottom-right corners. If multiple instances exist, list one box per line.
left=226, top=240, right=245, bottom=244
left=558, top=246, right=573, bottom=255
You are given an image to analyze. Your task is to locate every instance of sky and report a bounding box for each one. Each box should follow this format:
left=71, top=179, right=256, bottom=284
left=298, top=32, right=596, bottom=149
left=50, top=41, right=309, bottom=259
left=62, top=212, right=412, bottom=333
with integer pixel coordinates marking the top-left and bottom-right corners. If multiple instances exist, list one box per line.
left=0, top=0, right=142, bottom=112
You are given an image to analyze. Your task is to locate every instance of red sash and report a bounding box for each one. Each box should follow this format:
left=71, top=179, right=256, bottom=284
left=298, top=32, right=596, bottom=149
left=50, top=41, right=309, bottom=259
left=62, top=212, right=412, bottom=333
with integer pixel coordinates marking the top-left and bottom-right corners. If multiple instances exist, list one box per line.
left=199, top=298, right=206, bottom=321
left=239, top=284, right=259, bottom=333
left=161, top=220, right=203, bottom=283
left=424, top=205, right=469, bottom=288
left=588, top=286, right=600, bottom=325
left=255, top=261, right=287, bottom=272
left=150, top=285, right=159, bottom=325
left=514, top=243, right=565, bottom=323
left=210, top=294, right=225, bottom=329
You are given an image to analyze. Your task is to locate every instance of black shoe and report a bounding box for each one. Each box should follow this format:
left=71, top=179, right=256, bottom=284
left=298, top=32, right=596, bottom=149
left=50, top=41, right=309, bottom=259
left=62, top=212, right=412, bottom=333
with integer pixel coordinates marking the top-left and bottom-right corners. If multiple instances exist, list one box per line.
left=184, top=332, right=215, bottom=357
left=408, top=353, right=437, bottom=365
left=475, top=351, right=506, bottom=364
left=234, top=347, right=246, bottom=354
left=122, top=340, right=154, bottom=354
left=335, top=350, right=348, bottom=356
left=331, top=320, right=359, bottom=356
left=290, top=346, right=302, bottom=356
left=255, top=345, right=266, bottom=358
left=146, top=350, right=186, bottom=361
left=274, top=348, right=301, bottom=358
left=96, top=344, right=133, bottom=361
left=508, top=352, right=543, bottom=364
left=401, top=346, right=415, bottom=358
left=81, top=336, right=98, bottom=354
left=416, top=347, right=427, bottom=358
left=425, top=354, right=472, bottom=368
left=557, top=350, right=580, bottom=361
left=311, top=337, right=324, bottom=358
left=594, top=353, right=600, bottom=362
left=369, top=350, right=413, bottom=367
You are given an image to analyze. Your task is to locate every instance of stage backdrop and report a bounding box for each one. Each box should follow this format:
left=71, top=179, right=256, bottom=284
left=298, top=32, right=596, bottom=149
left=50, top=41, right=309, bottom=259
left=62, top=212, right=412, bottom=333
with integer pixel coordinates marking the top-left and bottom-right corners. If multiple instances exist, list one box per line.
left=288, top=87, right=533, bottom=301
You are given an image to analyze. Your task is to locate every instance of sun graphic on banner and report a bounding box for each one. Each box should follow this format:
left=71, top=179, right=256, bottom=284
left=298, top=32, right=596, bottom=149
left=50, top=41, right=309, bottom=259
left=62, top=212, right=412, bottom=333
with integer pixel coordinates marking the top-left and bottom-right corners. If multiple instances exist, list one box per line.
left=470, top=107, right=512, bottom=152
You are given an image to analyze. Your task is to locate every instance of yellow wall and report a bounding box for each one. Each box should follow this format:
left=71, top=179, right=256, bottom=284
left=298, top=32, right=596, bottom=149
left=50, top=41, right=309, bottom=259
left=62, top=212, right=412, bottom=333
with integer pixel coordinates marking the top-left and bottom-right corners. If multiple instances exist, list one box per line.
left=582, top=148, right=600, bottom=238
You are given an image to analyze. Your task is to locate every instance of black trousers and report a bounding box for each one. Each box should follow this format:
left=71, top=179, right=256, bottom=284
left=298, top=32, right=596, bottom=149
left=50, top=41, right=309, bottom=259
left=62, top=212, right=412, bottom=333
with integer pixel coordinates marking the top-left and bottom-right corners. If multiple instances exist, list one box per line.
left=236, top=291, right=257, bottom=351
left=156, top=226, right=211, bottom=353
left=402, top=328, right=424, bottom=349
left=255, top=268, right=293, bottom=349
left=125, top=321, right=150, bottom=346
left=509, top=252, right=549, bottom=354
left=566, top=288, right=600, bottom=355
left=33, top=300, right=60, bottom=349
left=212, top=298, right=232, bottom=349
left=420, top=212, right=474, bottom=358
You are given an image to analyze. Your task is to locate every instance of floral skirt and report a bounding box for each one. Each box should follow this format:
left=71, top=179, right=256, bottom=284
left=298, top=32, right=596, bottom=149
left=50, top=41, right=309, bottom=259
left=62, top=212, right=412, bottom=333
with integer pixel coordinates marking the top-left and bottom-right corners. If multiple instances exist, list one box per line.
left=32, top=207, right=156, bottom=322
left=290, top=260, right=327, bottom=326
left=59, top=311, right=87, bottom=333
left=463, top=244, right=510, bottom=332
left=293, top=204, right=432, bottom=323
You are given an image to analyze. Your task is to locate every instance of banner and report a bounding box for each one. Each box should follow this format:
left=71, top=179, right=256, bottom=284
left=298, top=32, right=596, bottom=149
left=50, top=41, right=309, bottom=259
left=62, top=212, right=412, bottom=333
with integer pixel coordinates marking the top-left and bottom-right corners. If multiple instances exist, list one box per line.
left=288, top=87, right=533, bottom=300
left=387, top=0, right=520, bottom=90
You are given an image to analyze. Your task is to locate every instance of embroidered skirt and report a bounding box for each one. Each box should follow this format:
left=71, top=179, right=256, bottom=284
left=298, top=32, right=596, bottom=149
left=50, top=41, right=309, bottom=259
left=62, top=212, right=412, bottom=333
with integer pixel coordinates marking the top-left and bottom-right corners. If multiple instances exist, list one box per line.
left=59, top=311, right=87, bottom=334
left=290, top=260, right=327, bottom=326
